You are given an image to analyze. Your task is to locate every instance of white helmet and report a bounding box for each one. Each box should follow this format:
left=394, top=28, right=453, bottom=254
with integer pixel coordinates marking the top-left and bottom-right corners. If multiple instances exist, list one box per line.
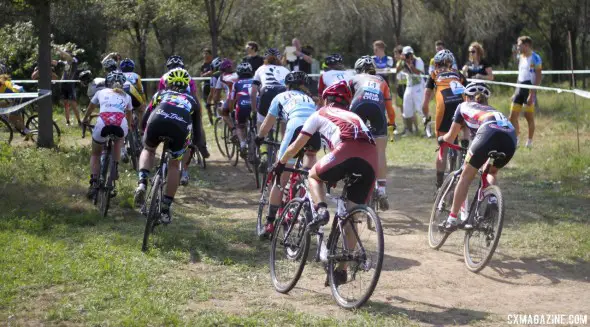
left=433, top=49, right=455, bottom=66
left=464, top=82, right=491, bottom=98
left=354, top=55, right=376, bottom=73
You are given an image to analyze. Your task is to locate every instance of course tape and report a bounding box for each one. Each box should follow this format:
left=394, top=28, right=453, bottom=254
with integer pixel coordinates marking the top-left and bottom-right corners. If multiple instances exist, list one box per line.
left=0, top=90, right=52, bottom=115
left=467, top=78, right=590, bottom=99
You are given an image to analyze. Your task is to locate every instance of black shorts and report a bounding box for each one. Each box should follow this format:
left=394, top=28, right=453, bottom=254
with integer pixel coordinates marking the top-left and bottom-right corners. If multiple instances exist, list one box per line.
left=467, top=124, right=517, bottom=169
left=202, top=83, right=211, bottom=100
left=350, top=102, right=387, bottom=137
left=290, top=125, right=321, bottom=156
left=437, top=99, right=462, bottom=135
left=512, top=80, right=532, bottom=105
left=144, top=106, right=191, bottom=160
left=258, top=85, right=286, bottom=117
left=61, top=83, right=77, bottom=101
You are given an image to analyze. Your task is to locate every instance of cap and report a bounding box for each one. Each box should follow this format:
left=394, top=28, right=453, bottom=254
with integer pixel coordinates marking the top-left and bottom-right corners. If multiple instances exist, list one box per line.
left=402, top=46, right=414, bottom=55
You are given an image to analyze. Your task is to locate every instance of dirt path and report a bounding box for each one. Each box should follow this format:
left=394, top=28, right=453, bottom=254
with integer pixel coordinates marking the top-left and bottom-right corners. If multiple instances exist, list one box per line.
left=176, top=149, right=590, bottom=326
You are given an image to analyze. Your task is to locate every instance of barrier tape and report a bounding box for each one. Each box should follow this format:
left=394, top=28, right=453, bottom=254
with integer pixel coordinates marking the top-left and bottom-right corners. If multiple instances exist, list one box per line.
left=0, top=90, right=52, bottom=115
left=467, top=78, right=590, bottom=99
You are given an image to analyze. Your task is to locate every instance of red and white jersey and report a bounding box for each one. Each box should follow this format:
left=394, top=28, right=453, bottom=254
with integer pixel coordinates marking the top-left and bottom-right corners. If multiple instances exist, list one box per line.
left=215, top=72, right=238, bottom=97
left=318, top=70, right=355, bottom=96
left=301, top=105, right=374, bottom=149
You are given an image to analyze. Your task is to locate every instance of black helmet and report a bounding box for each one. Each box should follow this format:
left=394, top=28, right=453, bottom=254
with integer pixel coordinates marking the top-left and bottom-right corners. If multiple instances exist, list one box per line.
left=264, top=48, right=281, bottom=58
left=79, top=70, right=93, bottom=84
left=236, top=62, right=253, bottom=77
left=166, top=55, right=184, bottom=70
left=325, top=53, right=343, bottom=66
left=285, top=71, right=309, bottom=86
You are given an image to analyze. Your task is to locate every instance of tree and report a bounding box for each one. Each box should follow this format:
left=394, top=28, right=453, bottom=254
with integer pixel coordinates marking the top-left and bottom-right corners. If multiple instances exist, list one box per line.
left=203, top=0, right=235, bottom=56
left=390, top=0, right=403, bottom=46
left=34, top=0, right=54, bottom=148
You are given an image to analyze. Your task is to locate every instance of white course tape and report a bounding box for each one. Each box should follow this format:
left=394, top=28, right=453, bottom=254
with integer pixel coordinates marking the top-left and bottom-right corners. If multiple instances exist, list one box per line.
left=0, top=92, right=40, bottom=99
left=468, top=78, right=590, bottom=99
left=0, top=90, right=52, bottom=115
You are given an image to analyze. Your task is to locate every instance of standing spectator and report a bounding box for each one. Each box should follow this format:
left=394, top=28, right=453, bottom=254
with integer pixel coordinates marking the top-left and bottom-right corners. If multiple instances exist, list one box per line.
left=200, top=48, right=214, bottom=101
left=242, top=41, right=264, bottom=72
left=428, top=40, right=457, bottom=74
left=283, top=38, right=312, bottom=73
left=510, top=36, right=542, bottom=149
left=399, top=46, right=425, bottom=135
left=54, top=46, right=81, bottom=126
left=462, top=42, right=494, bottom=80
left=372, top=40, right=394, bottom=85
left=393, top=45, right=407, bottom=105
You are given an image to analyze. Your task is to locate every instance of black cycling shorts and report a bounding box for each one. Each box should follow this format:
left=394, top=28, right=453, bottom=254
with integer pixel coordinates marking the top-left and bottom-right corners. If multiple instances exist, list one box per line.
left=290, top=125, right=321, bottom=155
left=61, top=83, right=77, bottom=101
left=350, top=102, right=387, bottom=137
left=512, top=80, right=532, bottom=105
left=467, top=123, right=517, bottom=169
left=258, top=85, right=286, bottom=117
left=202, top=83, right=211, bottom=101
left=396, top=84, right=406, bottom=100
left=143, top=105, right=192, bottom=160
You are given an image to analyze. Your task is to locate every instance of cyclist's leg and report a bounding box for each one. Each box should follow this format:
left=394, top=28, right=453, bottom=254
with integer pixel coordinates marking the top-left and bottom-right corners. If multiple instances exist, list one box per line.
left=402, top=87, right=414, bottom=133
left=523, top=107, right=535, bottom=146
left=235, top=104, right=251, bottom=149
left=509, top=86, right=528, bottom=141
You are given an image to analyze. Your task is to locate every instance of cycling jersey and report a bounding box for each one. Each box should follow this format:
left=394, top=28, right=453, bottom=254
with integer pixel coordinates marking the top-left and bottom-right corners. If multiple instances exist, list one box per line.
left=453, top=102, right=514, bottom=137
left=90, top=88, right=133, bottom=144
left=252, top=65, right=289, bottom=88
left=425, top=69, right=466, bottom=135
left=0, top=79, right=19, bottom=94
left=372, top=55, right=394, bottom=72
left=349, top=74, right=395, bottom=137
left=91, top=88, right=132, bottom=114
left=123, top=72, right=146, bottom=107
left=215, top=72, right=238, bottom=97
left=229, top=78, right=253, bottom=124
left=517, top=51, right=542, bottom=83
left=318, top=69, right=355, bottom=96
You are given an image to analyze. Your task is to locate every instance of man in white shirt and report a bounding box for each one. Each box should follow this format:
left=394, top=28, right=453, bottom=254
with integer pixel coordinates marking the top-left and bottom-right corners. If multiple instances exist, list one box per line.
left=399, top=46, right=425, bottom=135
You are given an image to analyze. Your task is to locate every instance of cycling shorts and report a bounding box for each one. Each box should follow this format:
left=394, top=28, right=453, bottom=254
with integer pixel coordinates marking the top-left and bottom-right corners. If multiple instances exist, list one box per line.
left=467, top=123, right=517, bottom=169
left=92, top=112, right=127, bottom=144
left=202, top=83, right=211, bottom=100
left=350, top=102, right=387, bottom=137
left=258, top=85, right=286, bottom=117
left=313, top=141, right=377, bottom=204
left=143, top=105, right=192, bottom=160
left=61, top=82, right=77, bottom=101
left=512, top=80, right=532, bottom=106
left=435, top=99, right=462, bottom=136
left=124, top=84, right=145, bottom=108
left=279, top=120, right=321, bottom=161
left=235, top=104, right=252, bottom=125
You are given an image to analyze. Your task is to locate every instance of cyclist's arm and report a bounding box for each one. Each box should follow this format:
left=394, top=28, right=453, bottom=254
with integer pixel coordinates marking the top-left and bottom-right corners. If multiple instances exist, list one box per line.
left=136, top=76, right=147, bottom=101
left=227, top=84, right=237, bottom=112
left=441, top=122, right=462, bottom=144
left=422, top=76, right=435, bottom=117
left=83, top=97, right=98, bottom=122
left=250, top=84, right=259, bottom=113
left=317, top=74, right=326, bottom=96
left=278, top=133, right=311, bottom=164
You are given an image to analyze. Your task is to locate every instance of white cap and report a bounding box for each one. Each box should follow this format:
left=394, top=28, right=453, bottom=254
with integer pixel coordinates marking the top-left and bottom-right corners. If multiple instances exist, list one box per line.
left=402, top=46, right=414, bottom=55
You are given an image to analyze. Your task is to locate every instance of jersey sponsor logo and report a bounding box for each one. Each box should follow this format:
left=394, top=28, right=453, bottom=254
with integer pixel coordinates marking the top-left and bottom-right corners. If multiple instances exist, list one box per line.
left=154, top=108, right=188, bottom=124
left=449, top=81, right=465, bottom=95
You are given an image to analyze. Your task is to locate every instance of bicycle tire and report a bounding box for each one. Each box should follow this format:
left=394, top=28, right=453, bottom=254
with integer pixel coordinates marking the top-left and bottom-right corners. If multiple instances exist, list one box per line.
left=128, top=131, right=139, bottom=171
left=196, top=150, right=206, bottom=169
left=98, top=151, right=112, bottom=218
left=250, top=137, right=260, bottom=189
left=328, top=205, right=383, bottom=309
left=270, top=198, right=311, bottom=293
left=206, top=104, right=214, bottom=125
left=0, top=116, right=13, bottom=144
left=223, top=121, right=236, bottom=161
left=142, top=174, right=162, bottom=252
left=257, top=174, right=272, bottom=237
left=26, top=115, right=61, bottom=144
left=214, top=117, right=227, bottom=157
left=428, top=173, right=457, bottom=249
left=464, top=185, right=504, bottom=272
left=447, top=149, right=458, bottom=173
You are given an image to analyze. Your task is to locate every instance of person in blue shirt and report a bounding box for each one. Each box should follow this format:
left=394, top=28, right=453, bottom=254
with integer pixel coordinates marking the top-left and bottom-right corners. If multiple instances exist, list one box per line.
left=372, top=40, right=394, bottom=86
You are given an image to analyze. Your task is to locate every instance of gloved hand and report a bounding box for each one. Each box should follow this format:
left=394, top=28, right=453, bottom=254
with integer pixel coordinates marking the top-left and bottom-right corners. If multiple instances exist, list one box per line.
left=254, top=136, right=264, bottom=147
left=437, top=136, right=445, bottom=146
left=272, top=161, right=286, bottom=184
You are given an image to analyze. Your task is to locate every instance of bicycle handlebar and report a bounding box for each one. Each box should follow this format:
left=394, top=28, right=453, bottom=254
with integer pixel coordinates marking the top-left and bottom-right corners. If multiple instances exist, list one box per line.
left=283, top=167, right=309, bottom=176
left=81, top=122, right=95, bottom=139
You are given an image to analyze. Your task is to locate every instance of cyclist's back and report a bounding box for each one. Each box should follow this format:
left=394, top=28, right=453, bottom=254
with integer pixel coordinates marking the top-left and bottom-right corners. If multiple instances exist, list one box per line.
left=426, top=68, right=466, bottom=136
left=348, top=73, right=395, bottom=138
left=230, top=77, right=254, bottom=124
left=253, top=63, right=289, bottom=117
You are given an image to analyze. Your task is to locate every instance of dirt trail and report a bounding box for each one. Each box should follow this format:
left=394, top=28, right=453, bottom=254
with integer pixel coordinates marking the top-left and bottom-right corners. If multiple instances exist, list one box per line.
left=176, top=150, right=590, bottom=326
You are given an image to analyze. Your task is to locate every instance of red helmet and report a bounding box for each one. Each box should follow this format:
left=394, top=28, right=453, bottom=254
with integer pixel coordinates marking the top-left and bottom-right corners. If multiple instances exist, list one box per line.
left=322, top=80, right=352, bottom=105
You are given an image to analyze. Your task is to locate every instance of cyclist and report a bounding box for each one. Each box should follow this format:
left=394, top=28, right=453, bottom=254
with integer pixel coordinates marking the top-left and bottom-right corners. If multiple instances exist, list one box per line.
left=250, top=48, right=290, bottom=127
left=255, top=71, right=321, bottom=237
left=437, top=83, right=516, bottom=231
left=317, top=54, right=354, bottom=97
left=227, top=62, right=254, bottom=157
left=349, top=55, right=396, bottom=210
left=213, top=58, right=238, bottom=140
left=422, top=49, right=468, bottom=188
left=120, top=58, right=147, bottom=122
left=0, top=64, right=32, bottom=139
left=274, top=80, right=377, bottom=285
left=102, top=58, right=119, bottom=73
left=79, top=70, right=105, bottom=100
left=82, top=71, right=133, bottom=199
left=134, top=68, right=201, bottom=223
left=206, top=57, right=222, bottom=112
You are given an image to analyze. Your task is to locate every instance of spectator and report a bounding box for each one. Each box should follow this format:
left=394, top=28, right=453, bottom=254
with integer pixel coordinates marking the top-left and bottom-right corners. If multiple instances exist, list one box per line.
left=242, top=41, right=264, bottom=72
left=462, top=42, right=493, bottom=80
left=428, top=40, right=457, bottom=74
left=509, top=35, right=542, bottom=149
left=283, top=38, right=312, bottom=73
left=200, top=48, right=214, bottom=101
left=399, top=46, right=425, bottom=136
left=54, top=45, right=81, bottom=126
left=372, top=40, right=394, bottom=85
left=393, top=45, right=407, bottom=105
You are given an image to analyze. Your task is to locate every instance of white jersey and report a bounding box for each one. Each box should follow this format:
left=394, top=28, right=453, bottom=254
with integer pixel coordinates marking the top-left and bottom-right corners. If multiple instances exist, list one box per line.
left=90, top=88, right=132, bottom=114
left=517, top=51, right=542, bottom=83
left=318, top=70, right=355, bottom=95
left=252, top=64, right=289, bottom=88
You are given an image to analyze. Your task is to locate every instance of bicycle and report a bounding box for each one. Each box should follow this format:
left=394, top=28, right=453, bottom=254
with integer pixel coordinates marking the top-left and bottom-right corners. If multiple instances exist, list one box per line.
left=428, top=141, right=506, bottom=272
left=82, top=122, right=119, bottom=218
left=123, top=108, right=143, bottom=171
left=141, top=137, right=173, bottom=252
left=270, top=168, right=384, bottom=309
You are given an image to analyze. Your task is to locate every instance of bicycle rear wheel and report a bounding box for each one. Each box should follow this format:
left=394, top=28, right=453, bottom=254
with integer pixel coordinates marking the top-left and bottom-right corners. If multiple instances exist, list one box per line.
left=464, top=185, right=504, bottom=272
left=0, top=117, right=13, bottom=144
left=256, top=173, right=272, bottom=237
left=142, top=174, right=162, bottom=252
left=270, top=198, right=311, bottom=293
left=428, top=174, right=457, bottom=249
left=127, top=131, right=139, bottom=171
left=26, top=114, right=61, bottom=144
left=214, top=117, right=227, bottom=157
left=224, top=122, right=236, bottom=161
left=328, top=205, right=383, bottom=309
left=98, top=152, right=112, bottom=218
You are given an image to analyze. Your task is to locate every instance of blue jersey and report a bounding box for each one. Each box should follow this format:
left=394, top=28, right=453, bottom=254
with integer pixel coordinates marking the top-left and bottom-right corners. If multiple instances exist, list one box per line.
left=268, top=90, right=316, bottom=121
left=230, top=78, right=253, bottom=109
left=372, top=55, right=394, bottom=70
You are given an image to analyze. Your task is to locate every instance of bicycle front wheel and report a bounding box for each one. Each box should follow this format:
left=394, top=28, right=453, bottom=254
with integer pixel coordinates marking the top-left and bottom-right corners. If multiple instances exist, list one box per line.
left=142, top=174, right=162, bottom=252
left=270, top=198, right=311, bottom=293
left=328, top=205, right=383, bottom=309
left=464, top=185, right=504, bottom=272
left=0, top=117, right=14, bottom=144
left=256, top=174, right=272, bottom=238
left=26, top=115, right=61, bottom=144
left=224, top=121, right=236, bottom=161
left=428, top=174, right=457, bottom=249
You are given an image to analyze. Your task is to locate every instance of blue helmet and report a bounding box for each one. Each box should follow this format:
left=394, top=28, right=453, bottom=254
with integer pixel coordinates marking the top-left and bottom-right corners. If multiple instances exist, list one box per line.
left=120, top=58, right=135, bottom=72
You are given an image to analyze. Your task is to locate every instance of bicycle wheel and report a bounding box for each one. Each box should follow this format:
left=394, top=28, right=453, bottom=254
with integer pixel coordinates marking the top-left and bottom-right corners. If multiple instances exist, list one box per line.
left=328, top=205, right=383, bottom=309
left=464, top=185, right=504, bottom=272
left=223, top=121, right=236, bottom=161
left=447, top=149, right=458, bottom=173
left=257, top=174, right=272, bottom=237
left=127, top=131, right=139, bottom=171
left=206, top=104, right=214, bottom=125
left=0, top=117, right=13, bottom=144
left=270, top=198, right=311, bottom=293
left=97, top=153, right=112, bottom=218
left=195, top=149, right=206, bottom=169
left=142, top=174, right=162, bottom=252
left=214, top=117, right=227, bottom=157
left=26, top=115, right=61, bottom=144
left=428, top=174, right=457, bottom=249
left=249, top=137, right=260, bottom=189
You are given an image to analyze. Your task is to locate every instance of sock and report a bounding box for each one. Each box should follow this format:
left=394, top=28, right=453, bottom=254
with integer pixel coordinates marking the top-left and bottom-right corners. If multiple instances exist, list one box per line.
left=377, top=179, right=387, bottom=193
left=436, top=172, right=444, bottom=188
left=138, top=169, right=149, bottom=184
left=447, top=212, right=457, bottom=223
left=162, top=195, right=173, bottom=211
left=267, top=204, right=280, bottom=223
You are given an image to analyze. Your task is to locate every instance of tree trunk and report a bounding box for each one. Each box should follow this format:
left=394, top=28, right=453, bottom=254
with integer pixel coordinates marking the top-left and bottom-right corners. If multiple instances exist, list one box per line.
left=390, top=0, right=403, bottom=45
left=134, top=22, right=148, bottom=77
left=35, top=0, right=53, bottom=148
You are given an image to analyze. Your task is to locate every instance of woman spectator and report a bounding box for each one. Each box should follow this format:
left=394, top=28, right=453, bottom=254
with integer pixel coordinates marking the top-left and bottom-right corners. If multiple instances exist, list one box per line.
left=462, top=42, right=494, bottom=81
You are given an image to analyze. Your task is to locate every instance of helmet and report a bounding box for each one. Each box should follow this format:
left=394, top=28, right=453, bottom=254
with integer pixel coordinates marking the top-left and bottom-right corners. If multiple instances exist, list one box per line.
left=325, top=53, right=343, bottom=66
left=354, top=55, right=376, bottom=73
left=211, top=57, right=222, bottom=71
left=236, top=62, right=253, bottom=77
left=102, top=58, right=118, bottom=72
left=285, top=71, right=309, bottom=86
left=322, top=80, right=352, bottom=105
left=166, top=55, right=184, bottom=70
left=219, top=58, right=233, bottom=72
left=79, top=70, right=93, bottom=84
left=464, top=82, right=491, bottom=98
left=264, top=48, right=281, bottom=58
left=119, top=58, right=135, bottom=72
left=166, top=68, right=191, bottom=89
left=433, top=49, right=454, bottom=66
left=105, top=71, right=126, bottom=88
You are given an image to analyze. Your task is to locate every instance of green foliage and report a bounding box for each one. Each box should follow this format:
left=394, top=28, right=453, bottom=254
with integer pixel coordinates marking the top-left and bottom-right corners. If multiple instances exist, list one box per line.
left=0, top=21, right=38, bottom=78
